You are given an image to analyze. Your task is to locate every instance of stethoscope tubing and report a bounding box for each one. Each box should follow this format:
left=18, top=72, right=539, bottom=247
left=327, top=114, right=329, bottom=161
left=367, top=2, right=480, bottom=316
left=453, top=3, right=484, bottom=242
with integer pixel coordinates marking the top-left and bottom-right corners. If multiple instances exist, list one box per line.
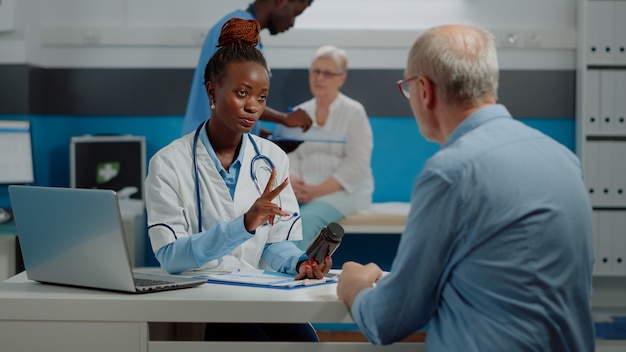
left=192, top=122, right=281, bottom=233
left=147, top=122, right=300, bottom=245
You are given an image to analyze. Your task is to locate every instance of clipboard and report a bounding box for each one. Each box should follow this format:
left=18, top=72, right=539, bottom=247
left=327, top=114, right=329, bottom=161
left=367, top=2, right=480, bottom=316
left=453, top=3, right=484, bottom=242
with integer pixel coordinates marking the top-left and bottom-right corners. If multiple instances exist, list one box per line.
left=196, top=268, right=339, bottom=290
left=269, top=125, right=347, bottom=144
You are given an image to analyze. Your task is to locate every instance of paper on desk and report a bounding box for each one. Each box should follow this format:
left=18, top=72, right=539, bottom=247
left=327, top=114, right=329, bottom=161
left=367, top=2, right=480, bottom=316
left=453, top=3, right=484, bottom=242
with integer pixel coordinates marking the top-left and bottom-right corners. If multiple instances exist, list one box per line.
left=198, top=268, right=337, bottom=289
left=269, top=125, right=346, bottom=143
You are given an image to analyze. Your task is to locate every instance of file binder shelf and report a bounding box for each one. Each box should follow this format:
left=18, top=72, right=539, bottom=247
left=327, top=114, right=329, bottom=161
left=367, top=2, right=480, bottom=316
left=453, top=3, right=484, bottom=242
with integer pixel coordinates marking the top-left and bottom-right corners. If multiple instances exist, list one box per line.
left=577, top=0, right=626, bottom=277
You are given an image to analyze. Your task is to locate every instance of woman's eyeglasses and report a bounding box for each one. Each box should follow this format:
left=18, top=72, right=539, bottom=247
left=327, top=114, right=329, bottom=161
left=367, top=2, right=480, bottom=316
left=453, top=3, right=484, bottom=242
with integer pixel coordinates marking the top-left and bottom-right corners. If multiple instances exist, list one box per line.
left=396, top=76, right=418, bottom=99
left=310, top=69, right=344, bottom=79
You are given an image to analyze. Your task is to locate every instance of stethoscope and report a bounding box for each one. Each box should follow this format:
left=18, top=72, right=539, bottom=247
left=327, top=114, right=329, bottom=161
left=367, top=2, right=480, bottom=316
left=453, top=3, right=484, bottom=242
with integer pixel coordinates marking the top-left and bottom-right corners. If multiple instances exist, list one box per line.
left=192, top=122, right=299, bottom=237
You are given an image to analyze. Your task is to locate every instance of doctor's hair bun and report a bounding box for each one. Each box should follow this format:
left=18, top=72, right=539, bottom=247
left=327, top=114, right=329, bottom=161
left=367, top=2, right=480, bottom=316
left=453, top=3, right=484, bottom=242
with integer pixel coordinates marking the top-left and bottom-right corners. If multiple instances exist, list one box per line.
left=204, top=17, right=267, bottom=85
left=217, top=18, right=260, bottom=48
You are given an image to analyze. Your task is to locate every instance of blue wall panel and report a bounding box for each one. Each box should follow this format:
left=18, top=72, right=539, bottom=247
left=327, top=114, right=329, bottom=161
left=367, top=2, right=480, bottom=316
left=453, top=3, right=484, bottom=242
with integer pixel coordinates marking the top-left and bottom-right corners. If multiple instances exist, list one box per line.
left=0, top=115, right=575, bottom=208
left=0, top=114, right=577, bottom=269
left=0, top=115, right=182, bottom=207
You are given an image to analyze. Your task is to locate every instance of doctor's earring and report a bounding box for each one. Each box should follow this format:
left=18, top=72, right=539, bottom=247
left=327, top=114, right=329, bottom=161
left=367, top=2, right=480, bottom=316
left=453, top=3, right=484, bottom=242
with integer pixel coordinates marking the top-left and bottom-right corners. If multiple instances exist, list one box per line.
left=210, top=102, right=216, bottom=110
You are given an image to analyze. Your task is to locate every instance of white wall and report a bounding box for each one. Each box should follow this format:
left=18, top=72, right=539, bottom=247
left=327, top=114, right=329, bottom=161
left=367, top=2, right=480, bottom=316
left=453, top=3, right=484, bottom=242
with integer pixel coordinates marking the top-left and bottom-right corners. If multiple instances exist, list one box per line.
left=0, top=0, right=577, bottom=69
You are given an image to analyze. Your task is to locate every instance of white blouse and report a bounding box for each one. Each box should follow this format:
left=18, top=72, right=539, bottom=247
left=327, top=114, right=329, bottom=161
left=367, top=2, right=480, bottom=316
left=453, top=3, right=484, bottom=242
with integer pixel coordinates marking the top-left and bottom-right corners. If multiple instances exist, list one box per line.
left=289, top=93, right=374, bottom=215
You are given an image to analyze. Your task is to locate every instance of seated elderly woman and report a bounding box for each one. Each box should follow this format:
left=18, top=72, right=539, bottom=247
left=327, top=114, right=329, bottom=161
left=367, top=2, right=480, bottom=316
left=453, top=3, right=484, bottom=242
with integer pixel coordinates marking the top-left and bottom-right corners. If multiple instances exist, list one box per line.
left=288, top=45, right=374, bottom=250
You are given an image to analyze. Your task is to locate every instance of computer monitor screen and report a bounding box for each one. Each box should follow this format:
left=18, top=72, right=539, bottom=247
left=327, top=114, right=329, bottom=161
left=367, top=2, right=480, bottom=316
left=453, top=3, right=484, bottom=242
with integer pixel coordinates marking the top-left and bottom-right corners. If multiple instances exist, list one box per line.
left=70, top=135, right=145, bottom=200
left=0, top=120, right=35, bottom=184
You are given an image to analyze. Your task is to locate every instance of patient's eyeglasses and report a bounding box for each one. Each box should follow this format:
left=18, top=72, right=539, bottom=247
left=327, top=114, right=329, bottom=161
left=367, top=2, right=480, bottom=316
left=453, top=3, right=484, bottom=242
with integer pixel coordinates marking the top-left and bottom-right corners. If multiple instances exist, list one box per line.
left=310, top=69, right=344, bottom=79
left=396, top=76, right=418, bottom=99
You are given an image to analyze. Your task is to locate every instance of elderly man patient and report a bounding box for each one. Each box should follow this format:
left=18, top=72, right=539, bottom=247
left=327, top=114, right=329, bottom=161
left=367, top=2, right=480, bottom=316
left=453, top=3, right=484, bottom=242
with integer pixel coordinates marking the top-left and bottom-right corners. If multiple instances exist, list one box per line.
left=336, top=24, right=595, bottom=351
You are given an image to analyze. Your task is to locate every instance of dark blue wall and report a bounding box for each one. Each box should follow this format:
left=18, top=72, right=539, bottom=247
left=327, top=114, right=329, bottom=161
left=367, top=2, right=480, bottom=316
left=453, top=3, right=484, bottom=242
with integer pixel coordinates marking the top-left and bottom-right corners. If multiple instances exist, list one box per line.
left=0, top=114, right=575, bottom=208
left=0, top=114, right=575, bottom=269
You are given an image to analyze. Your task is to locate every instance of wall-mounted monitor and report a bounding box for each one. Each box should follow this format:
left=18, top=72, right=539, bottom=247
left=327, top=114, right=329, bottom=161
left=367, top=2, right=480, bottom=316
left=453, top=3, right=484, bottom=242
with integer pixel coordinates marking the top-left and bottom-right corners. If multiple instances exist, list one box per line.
left=0, top=120, right=34, bottom=185
left=70, top=135, right=146, bottom=200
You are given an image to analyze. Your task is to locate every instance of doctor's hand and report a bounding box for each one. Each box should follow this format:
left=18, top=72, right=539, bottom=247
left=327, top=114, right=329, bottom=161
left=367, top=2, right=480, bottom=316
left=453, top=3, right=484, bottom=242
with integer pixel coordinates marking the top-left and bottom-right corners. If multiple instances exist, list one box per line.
left=244, top=167, right=290, bottom=233
left=295, top=256, right=332, bottom=280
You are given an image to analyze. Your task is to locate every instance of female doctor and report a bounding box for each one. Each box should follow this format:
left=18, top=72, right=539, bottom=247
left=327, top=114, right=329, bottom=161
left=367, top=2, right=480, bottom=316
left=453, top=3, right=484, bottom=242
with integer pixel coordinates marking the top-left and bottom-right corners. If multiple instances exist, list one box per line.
left=145, top=18, right=331, bottom=280
left=145, top=18, right=329, bottom=342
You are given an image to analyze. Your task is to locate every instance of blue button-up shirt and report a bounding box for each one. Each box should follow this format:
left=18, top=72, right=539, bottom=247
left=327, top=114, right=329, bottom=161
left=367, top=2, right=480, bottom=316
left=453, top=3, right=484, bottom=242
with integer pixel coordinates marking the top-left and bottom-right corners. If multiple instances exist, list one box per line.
left=351, top=104, right=595, bottom=351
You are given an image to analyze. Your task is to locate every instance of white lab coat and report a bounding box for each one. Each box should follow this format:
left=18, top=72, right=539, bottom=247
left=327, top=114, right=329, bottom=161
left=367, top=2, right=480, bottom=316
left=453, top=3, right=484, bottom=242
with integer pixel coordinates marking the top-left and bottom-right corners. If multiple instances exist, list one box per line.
left=145, top=131, right=302, bottom=273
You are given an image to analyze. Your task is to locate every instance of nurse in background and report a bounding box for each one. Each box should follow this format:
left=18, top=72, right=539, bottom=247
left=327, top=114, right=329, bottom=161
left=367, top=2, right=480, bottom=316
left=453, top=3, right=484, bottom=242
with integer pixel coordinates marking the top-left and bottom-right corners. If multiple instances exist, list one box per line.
left=145, top=18, right=328, bottom=341
left=288, top=45, right=374, bottom=250
left=180, top=0, right=315, bottom=137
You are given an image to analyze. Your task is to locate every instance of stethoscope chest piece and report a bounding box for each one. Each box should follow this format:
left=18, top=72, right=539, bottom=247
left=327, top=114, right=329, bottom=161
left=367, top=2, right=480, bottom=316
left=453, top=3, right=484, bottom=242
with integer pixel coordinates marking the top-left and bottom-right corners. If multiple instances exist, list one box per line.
left=192, top=122, right=277, bottom=232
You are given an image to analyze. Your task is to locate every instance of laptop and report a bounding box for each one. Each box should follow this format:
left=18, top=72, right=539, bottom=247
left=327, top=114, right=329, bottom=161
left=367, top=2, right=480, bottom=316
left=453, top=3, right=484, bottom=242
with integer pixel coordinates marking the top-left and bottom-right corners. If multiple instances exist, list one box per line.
left=8, top=185, right=206, bottom=293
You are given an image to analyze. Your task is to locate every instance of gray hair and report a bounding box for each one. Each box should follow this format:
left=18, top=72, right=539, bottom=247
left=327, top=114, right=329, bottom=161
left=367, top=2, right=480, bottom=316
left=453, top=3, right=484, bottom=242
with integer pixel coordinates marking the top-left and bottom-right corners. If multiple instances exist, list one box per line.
left=407, top=25, right=499, bottom=106
left=312, top=45, right=348, bottom=73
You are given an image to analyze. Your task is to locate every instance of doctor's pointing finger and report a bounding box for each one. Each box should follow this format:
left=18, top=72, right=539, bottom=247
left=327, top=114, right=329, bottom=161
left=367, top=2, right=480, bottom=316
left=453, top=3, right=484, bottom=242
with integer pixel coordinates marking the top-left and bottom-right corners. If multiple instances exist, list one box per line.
left=244, top=167, right=291, bottom=231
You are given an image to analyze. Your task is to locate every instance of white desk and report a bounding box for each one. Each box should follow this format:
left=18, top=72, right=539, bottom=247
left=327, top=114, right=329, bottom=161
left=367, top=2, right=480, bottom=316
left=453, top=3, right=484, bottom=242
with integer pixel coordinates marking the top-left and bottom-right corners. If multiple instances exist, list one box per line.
left=0, top=272, right=424, bottom=352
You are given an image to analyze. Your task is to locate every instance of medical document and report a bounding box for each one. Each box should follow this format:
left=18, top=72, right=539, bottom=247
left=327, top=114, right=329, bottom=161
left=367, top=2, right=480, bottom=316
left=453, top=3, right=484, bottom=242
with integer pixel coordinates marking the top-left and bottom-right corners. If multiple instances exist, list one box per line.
left=269, top=125, right=347, bottom=143
left=198, top=268, right=339, bottom=289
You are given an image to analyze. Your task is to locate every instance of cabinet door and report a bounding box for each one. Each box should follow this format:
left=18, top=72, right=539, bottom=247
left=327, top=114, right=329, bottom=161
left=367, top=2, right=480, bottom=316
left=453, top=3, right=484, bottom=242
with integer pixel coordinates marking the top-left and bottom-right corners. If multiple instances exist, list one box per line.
left=612, top=212, right=626, bottom=275
left=587, top=1, right=615, bottom=64
left=612, top=142, right=626, bottom=206
left=592, top=211, right=601, bottom=274
left=596, top=211, right=613, bottom=274
left=0, top=321, right=144, bottom=352
left=584, top=141, right=601, bottom=205
left=600, top=70, right=617, bottom=133
left=0, top=235, right=16, bottom=281
left=598, top=142, right=614, bottom=206
left=613, top=1, right=626, bottom=64
left=585, top=70, right=601, bottom=133
left=615, top=71, right=626, bottom=134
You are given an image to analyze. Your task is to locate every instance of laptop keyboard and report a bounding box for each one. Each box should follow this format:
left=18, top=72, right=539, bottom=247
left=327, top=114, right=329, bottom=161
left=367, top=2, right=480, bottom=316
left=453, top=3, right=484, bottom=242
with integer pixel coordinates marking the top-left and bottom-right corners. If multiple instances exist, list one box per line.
left=134, top=277, right=174, bottom=287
